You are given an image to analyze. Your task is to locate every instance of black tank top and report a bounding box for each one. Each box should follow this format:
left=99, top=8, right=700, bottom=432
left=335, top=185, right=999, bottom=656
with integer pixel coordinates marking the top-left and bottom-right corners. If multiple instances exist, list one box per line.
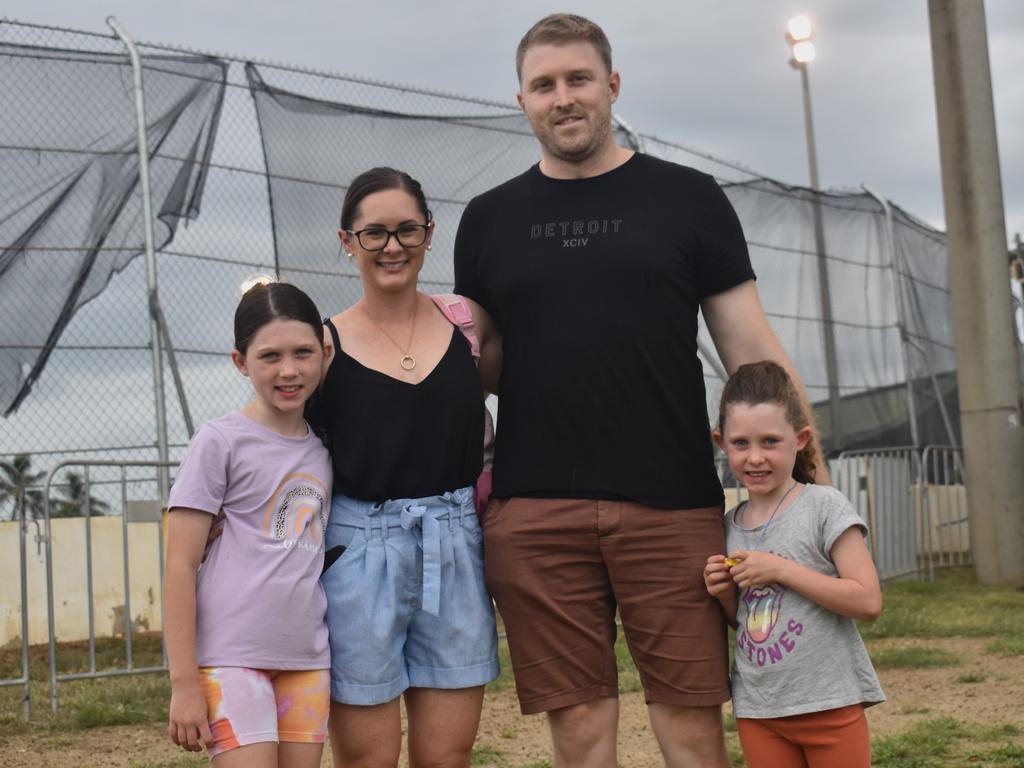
left=318, top=319, right=484, bottom=501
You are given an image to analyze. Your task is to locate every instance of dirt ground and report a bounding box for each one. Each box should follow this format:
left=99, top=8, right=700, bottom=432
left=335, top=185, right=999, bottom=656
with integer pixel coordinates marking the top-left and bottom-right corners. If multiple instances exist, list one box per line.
left=3, top=637, right=1022, bottom=768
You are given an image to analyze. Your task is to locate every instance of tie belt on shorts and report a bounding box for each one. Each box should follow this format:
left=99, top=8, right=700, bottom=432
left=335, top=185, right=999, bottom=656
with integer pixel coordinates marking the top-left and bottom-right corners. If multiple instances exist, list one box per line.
left=329, top=487, right=474, bottom=616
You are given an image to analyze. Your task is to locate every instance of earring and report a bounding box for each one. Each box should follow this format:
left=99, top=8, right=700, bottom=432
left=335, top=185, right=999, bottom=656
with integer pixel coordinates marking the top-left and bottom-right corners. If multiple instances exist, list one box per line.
left=426, top=245, right=432, bottom=251
left=346, top=252, right=354, bottom=260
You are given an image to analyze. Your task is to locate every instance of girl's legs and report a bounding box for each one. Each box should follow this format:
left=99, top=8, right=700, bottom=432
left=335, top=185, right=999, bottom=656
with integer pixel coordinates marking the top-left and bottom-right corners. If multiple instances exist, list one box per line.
left=800, top=705, right=871, bottom=768
left=278, top=743, right=326, bottom=768
left=405, top=686, right=485, bottom=768
left=272, top=670, right=330, bottom=768
left=736, top=717, right=809, bottom=768
left=329, top=699, right=402, bottom=768
left=737, top=705, right=871, bottom=768
left=211, top=742, right=323, bottom=768
left=213, top=743, right=278, bottom=768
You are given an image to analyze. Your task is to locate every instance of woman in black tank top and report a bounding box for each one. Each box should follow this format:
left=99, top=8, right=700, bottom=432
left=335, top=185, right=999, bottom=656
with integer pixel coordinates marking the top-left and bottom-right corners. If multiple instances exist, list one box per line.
left=315, top=168, right=501, bottom=768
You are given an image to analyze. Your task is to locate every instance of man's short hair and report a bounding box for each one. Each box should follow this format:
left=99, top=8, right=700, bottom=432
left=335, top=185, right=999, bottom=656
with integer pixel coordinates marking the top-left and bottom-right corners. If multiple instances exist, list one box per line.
left=515, top=13, right=613, bottom=81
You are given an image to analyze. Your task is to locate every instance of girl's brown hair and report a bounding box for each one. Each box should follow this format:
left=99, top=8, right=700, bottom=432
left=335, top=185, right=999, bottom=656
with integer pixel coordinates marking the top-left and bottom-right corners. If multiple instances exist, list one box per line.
left=717, top=361, right=818, bottom=484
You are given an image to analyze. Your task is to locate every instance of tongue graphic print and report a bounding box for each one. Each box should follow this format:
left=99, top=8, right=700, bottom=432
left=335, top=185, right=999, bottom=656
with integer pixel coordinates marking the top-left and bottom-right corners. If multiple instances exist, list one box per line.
left=743, top=585, right=785, bottom=644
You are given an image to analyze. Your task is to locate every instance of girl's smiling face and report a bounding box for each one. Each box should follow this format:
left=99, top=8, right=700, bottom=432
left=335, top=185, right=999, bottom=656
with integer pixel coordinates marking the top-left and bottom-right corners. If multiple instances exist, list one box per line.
left=715, top=401, right=812, bottom=497
left=231, top=318, right=324, bottom=423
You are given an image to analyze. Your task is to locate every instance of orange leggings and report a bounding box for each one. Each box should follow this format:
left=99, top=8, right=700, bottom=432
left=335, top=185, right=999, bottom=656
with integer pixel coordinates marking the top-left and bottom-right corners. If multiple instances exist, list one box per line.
left=736, top=704, right=871, bottom=768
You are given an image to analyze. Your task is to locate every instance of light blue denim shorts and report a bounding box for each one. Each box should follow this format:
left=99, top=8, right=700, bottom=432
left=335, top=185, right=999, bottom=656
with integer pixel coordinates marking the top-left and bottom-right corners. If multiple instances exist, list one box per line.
left=321, top=485, right=500, bottom=705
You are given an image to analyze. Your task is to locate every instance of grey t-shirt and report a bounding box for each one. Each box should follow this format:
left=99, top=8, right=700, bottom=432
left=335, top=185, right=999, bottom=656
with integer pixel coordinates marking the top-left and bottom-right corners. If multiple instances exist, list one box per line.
left=725, top=483, right=885, bottom=718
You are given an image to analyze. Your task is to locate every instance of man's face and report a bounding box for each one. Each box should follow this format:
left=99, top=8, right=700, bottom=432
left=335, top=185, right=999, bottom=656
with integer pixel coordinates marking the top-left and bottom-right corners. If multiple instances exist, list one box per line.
left=517, top=41, right=619, bottom=165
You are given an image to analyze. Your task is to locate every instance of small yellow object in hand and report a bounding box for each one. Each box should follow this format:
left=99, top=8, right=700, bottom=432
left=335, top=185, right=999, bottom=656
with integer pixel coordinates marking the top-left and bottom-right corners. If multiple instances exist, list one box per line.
left=723, top=557, right=741, bottom=567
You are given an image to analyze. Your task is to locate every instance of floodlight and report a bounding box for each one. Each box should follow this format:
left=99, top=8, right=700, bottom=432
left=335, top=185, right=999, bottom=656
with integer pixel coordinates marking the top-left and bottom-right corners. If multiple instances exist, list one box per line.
left=792, top=41, right=817, bottom=64
left=787, top=15, right=813, bottom=42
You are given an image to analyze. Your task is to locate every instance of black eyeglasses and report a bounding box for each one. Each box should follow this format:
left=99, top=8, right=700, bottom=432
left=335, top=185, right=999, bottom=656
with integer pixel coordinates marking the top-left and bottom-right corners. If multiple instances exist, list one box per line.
left=345, top=222, right=432, bottom=252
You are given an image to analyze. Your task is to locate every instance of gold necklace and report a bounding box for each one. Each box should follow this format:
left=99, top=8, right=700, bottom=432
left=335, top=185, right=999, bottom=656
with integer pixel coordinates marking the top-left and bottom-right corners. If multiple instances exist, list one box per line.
left=364, top=299, right=418, bottom=370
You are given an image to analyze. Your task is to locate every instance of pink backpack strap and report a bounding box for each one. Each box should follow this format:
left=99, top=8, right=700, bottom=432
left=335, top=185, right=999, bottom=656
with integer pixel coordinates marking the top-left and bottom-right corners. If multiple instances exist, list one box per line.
left=431, top=294, right=480, bottom=359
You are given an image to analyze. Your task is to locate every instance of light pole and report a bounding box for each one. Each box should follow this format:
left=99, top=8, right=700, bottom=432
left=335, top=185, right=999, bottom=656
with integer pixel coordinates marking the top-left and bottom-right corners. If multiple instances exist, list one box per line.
left=786, top=15, right=842, bottom=451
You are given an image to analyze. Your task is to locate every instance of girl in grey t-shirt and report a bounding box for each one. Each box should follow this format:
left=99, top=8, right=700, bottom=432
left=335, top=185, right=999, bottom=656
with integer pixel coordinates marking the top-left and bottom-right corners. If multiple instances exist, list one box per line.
left=704, top=362, right=884, bottom=768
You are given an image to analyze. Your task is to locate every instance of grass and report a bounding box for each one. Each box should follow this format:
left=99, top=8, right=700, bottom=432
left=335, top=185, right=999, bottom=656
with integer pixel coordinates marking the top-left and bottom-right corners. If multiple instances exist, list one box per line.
left=727, top=744, right=747, bottom=766
left=0, top=631, right=165, bottom=680
left=968, top=743, right=1024, bottom=765
left=470, top=745, right=505, bottom=765
left=0, top=674, right=170, bottom=736
left=899, top=704, right=932, bottom=715
left=614, top=636, right=642, bottom=693
left=869, top=645, right=960, bottom=669
left=486, top=635, right=516, bottom=693
left=0, top=632, right=168, bottom=735
left=987, top=636, right=1024, bottom=657
left=954, top=671, right=987, bottom=684
left=872, top=717, right=1024, bottom=768
left=872, top=716, right=966, bottom=767
left=860, top=568, right=1024, bottom=641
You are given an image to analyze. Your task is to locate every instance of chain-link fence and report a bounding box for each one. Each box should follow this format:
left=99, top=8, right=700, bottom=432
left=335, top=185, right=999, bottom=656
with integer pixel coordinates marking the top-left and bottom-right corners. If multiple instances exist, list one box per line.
left=1, top=17, right=983, bottom=518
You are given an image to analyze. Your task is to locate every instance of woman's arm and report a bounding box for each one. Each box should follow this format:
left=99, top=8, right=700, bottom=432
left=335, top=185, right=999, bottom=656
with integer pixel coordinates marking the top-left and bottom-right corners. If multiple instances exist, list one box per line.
left=728, top=527, right=882, bottom=622
left=467, top=299, right=502, bottom=395
left=163, top=508, right=215, bottom=751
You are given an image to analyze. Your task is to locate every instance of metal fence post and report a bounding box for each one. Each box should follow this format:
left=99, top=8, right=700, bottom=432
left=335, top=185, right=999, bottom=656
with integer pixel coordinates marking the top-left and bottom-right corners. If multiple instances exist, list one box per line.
left=106, top=16, right=171, bottom=503
left=17, top=492, right=30, bottom=720
left=41, top=459, right=177, bottom=714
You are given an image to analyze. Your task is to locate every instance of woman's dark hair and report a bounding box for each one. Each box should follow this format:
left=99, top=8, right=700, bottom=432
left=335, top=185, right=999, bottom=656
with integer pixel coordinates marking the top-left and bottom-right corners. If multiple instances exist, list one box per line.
left=234, top=281, right=323, bottom=355
left=339, top=167, right=431, bottom=231
left=717, top=361, right=818, bottom=484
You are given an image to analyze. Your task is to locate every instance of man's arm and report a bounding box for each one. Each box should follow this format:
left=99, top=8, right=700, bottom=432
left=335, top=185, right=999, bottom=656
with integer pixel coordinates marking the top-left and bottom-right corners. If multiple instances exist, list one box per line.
left=466, top=299, right=502, bottom=395
left=701, top=279, right=832, bottom=484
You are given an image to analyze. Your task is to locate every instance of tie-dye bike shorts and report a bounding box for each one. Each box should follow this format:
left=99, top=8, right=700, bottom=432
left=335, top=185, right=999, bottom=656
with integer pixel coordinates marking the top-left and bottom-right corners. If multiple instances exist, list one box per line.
left=198, top=667, right=330, bottom=757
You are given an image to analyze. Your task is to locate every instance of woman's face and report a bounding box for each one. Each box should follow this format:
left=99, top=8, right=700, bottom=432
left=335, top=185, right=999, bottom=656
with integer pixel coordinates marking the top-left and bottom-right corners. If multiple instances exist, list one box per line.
left=338, top=188, right=434, bottom=295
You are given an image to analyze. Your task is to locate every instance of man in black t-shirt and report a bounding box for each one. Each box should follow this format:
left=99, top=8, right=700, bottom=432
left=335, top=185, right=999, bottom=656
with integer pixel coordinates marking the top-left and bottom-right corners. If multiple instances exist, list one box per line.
left=454, top=14, right=823, bottom=768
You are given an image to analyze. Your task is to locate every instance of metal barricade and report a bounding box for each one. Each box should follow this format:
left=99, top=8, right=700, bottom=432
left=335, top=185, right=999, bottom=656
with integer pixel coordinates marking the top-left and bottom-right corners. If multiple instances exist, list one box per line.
left=0, top=489, right=33, bottom=720
left=715, top=455, right=748, bottom=510
left=920, top=445, right=970, bottom=579
left=834, top=447, right=923, bottom=582
left=42, top=460, right=174, bottom=713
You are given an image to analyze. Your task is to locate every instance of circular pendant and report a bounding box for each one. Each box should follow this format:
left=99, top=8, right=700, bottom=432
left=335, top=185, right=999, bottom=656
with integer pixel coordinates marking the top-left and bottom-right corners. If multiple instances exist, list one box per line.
left=401, top=354, right=416, bottom=371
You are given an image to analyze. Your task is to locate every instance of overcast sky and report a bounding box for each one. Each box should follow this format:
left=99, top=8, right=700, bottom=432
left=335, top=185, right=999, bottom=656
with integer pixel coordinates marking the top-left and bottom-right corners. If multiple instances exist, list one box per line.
left=3, top=1, right=1022, bottom=243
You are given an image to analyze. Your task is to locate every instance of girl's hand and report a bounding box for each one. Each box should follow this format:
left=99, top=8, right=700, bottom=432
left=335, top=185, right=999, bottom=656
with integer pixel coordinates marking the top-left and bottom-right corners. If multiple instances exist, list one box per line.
left=703, top=554, right=738, bottom=599
left=168, top=678, right=212, bottom=751
left=728, top=550, right=790, bottom=590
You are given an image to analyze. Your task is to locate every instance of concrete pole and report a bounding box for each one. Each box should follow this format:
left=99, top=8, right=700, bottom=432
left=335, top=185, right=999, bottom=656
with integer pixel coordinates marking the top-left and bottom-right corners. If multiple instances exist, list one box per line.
left=928, top=0, right=1024, bottom=586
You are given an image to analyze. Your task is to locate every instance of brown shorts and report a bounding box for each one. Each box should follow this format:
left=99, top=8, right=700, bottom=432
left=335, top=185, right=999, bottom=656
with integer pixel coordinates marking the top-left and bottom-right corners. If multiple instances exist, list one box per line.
left=483, top=497, right=730, bottom=714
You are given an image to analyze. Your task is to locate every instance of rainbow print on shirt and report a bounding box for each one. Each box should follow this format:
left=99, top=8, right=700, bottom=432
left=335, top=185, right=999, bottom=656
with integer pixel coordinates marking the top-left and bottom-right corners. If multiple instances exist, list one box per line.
left=262, top=473, right=328, bottom=553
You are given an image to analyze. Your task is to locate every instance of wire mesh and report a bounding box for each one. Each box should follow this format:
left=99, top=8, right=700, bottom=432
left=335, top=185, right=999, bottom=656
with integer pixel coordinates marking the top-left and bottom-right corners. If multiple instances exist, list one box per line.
left=0, top=16, right=980, bottom=515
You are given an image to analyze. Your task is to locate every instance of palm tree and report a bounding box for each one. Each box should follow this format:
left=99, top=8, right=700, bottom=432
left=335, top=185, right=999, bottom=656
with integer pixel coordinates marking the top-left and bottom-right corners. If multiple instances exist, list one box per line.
left=0, top=453, right=45, bottom=522
left=51, top=471, right=111, bottom=518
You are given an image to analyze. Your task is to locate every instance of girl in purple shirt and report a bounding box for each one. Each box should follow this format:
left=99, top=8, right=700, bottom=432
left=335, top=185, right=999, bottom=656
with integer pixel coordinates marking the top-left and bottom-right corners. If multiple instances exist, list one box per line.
left=163, top=282, right=333, bottom=767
